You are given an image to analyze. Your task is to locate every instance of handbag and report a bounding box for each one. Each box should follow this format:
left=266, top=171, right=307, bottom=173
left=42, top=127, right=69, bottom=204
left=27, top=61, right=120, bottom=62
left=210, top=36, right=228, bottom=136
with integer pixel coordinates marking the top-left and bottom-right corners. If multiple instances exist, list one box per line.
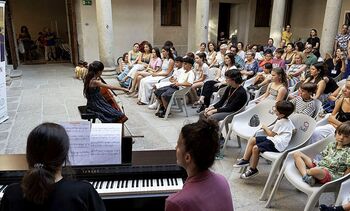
left=249, top=114, right=260, bottom=127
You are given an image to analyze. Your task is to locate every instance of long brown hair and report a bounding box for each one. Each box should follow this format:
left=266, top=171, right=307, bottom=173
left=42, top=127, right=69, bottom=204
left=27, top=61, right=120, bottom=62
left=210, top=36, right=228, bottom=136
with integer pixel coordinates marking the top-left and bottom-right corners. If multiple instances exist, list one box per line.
left=83, top=61, right=104, bottom=98
left=21, top=123, right=70, bottom=204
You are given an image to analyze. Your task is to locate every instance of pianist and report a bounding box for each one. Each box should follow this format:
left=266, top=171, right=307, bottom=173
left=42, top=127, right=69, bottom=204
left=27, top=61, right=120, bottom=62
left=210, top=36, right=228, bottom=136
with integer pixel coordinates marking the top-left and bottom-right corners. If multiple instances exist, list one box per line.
left=165, top=119, right=234, bottom=211
left=0, top=123, right=106, bottom=211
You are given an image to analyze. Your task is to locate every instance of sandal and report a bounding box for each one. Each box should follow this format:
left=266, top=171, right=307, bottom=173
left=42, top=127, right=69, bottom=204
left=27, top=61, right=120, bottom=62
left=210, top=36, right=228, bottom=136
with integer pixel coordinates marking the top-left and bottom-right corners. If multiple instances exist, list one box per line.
left=137, top=101, right=146, bottom=105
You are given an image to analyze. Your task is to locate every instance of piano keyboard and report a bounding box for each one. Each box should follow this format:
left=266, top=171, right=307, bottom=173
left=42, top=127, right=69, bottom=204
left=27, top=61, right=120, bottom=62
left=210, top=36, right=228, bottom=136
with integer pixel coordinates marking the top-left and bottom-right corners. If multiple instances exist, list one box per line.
left=0, top=178, right=184, bottom=200
left=91, top=177, right=184, bottom=197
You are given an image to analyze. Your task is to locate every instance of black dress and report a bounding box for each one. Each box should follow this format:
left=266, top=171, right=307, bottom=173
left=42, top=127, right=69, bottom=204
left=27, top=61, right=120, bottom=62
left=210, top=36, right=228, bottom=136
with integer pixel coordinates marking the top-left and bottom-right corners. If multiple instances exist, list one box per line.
left=86, top=86, right=124, bottom=123
left=0, top=179, right=106, bottom=211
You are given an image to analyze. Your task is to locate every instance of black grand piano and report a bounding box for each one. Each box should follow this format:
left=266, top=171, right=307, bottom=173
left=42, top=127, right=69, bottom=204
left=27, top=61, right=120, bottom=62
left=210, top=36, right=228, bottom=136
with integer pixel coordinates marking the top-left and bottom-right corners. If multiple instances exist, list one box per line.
left=0, top=137, right=187, bottom=210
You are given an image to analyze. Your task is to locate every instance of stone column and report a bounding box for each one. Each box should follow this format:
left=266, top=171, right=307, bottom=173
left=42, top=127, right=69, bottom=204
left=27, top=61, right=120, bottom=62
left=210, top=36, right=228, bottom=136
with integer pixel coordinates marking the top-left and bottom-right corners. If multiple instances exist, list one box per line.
left=269, top=0, right=286, bottom=48
left=320, top=0, right=343, bottom=57
left=195, top=0, right=209, bottom=48
left=95, top=0, right=115, bottom=72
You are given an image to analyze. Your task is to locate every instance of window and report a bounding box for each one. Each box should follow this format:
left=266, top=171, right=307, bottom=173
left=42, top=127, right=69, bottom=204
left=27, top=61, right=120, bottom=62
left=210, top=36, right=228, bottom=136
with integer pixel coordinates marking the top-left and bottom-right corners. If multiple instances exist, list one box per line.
left=161, top=0, right=181, bottom=26
left=345, top=12, right=350, bottom=26
left=254, top=0, right=272, bottom=27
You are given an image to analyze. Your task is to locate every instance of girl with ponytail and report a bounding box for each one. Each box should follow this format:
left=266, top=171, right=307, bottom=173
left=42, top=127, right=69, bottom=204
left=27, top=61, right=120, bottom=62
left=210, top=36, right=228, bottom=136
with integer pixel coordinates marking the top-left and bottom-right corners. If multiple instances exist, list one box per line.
left=0, top=123, right=105, bottom=211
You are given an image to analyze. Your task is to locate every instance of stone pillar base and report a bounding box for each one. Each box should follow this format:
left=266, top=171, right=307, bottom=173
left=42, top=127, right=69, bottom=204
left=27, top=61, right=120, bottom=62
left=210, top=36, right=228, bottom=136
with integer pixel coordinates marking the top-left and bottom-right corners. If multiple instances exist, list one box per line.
left=102, top=66, right=117, bottom=78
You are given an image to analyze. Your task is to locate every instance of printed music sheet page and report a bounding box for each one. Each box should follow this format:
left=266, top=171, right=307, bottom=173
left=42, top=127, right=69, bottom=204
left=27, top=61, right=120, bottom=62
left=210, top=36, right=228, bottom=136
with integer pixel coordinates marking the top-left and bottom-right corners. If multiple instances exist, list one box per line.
left=90, top=123, right=122, bottom=165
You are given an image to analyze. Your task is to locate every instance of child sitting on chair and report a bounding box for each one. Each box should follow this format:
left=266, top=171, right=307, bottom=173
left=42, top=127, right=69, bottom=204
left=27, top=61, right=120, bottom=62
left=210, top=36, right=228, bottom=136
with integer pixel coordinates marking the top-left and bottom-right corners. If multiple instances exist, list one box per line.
left=290, top=82, right=317, bottom=117
left=75, top=60, right=88, bottom=80
left=293, top=121, right=350, bottom=186
left=247, top=63, right=272, bottom=91
left=233, top=100, right=295, bottom=179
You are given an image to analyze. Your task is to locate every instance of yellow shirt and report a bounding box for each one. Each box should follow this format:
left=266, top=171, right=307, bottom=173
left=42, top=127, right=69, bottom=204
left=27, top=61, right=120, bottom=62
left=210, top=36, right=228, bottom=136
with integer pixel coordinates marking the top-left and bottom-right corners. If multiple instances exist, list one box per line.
left=282, top=31, right=292, bottom=44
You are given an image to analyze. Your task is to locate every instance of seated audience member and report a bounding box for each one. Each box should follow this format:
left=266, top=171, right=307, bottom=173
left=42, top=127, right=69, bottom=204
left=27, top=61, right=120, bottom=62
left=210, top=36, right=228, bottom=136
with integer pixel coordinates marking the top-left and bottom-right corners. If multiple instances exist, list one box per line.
left=258, top=50, right=273, bottom=72
left=165, top=119, right=234, bottom=211
left=233, top=101, right=295, bottom=179
left=251, top=44, right=264, bottom=61
left=212, top=44, right=227, bottom=68
left=282, top=43, right=296, bottom=67
left=240, top=50, right=258, bottom=79
left=255, top=67, right=288, bottom=103
left=324, top=49, right=346, bottom=79
left=195, top=42, right=208, bottom=57
left=0, top=123, right=106, bottom=211
left=154, top=57, right=195, bottom=118
left=137, top=46, right=174, bottom=105
left=303, top=43, right=318, bottom=70
left=286, top=52, right=306, bottom=88
left=272, top=48, right=286, bottom=70
left=189, top=53, right=209, bottom=105
left=290, top=82, right=317, bottom=117
left=304, top=62, right=338, bottom=102
left=125, top=42, right=152, bottom=94
left=229, top=46, right=245, bottom=69
left=195, top=53, right=237, bottom=113
left=200, top=69, right=247, bottom=122
left=294, top=41, right=305, bottom=54
left=84, top=61, right=128, bottom=123
left=247, top=63, right=272, bottom=92
left=282, top=24, right=292, bottom=44
left=309, top=78, right=350, bottom=144
left=207, top=42, right=217, bottom=68
left=263, top=38, right=276, bottom=53
left=324, top=78, right=348, bottom=113
left=236, top=42, right=246, bottom=60
left=74, top=60, right=88, bottom=80
left=117, top=53, right=131, bottom=88
left=127, top=43, right=142, bottom=69
left=306, top=29, right=320, bottom=50
left=293, top=121, right=350, bottom=186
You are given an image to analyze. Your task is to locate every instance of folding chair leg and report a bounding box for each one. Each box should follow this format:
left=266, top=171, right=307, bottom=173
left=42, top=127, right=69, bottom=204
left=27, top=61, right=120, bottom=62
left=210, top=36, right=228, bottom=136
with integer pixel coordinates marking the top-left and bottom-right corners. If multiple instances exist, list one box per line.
left=304, top=192, right=323, bottom=211
left=164, top=97, right=174, bottom=120
left=237, top=136, right=242, bottom=148
left=260, top=159, right=283, bottom=201
left=183, top=98, right=188, bottom=117
left=223, top=128, right=232, bottom=150
left=265, top=167, right=286, bottom=208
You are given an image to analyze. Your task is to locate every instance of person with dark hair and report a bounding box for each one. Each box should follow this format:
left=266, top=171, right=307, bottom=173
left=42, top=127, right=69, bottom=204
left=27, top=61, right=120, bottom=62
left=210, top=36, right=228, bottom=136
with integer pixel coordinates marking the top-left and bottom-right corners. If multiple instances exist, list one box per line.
left=18, top=26, right=33, bottom=62
left=241, top=50, right=258, bottom=79
left=282, top=25, right=292, bottom=44
left=189, top=53, right=209, bottom=105
left=195, top=42, right=208, bottom=57
left=83, top=61, right=128, bottom=123
left=237, top=42, right=245, bottom=60
left=282, top=43, right=296, bottom=67
left=0, top=123, right=106, bottom=210
left=294, top=41, right=305, bottom=53
left=272, top=48, right=286, bottom=70
left=293, top=121, right=350, bottom=187
left=258, top=50, right=273, bottom=72
left=137, top=46, right=175, bottom=105
left=324, top=48, right=346, bottom=79
left=229, top=46, right=245, bottom=69
left=207, top=42, right=217, bottom=68
left=233, top=101, right=295, bottom=179
left=303, top=43, right=318, bottom=69
left=165, top=119, right=234, bottom=211
left=263, top=38, right=276, bottom=53
left=195, top=53, right=237, bottom=112
left=200, top=69, right=247, bottom=122
left=75, top=60, right=88, bottom=80
left=154, top=57, right=195, bottom=118
left=306, top=29, right=320, bottom=50
left=286, top=52, right=306, bottom=87
left=290, top=82, right=317, bottom=117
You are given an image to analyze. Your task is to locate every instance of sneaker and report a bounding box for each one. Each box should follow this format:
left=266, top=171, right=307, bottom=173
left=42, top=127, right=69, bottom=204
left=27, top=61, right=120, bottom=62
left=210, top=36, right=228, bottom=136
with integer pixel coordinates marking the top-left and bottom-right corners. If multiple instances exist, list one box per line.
left=148, top=102, right=159, bottom=110
left=302, top=175, right=316, bottom=186
left=232, top=158, right=249, bottom=168
left=319, top=204, right=343, bottom=211
left=240, top=168, right=259, bottom=179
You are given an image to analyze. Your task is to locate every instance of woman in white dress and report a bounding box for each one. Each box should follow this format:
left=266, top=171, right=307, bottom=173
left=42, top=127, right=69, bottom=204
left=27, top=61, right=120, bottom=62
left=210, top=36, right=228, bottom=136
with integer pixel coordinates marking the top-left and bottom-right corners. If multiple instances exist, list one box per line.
left=138, top=46, right=175, bottom=104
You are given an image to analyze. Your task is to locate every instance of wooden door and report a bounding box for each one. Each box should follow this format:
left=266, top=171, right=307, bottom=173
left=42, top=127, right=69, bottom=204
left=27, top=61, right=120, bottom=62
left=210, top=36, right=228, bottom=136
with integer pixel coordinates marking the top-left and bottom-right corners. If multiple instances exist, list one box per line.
left=66, top=0, right=78, bottom=66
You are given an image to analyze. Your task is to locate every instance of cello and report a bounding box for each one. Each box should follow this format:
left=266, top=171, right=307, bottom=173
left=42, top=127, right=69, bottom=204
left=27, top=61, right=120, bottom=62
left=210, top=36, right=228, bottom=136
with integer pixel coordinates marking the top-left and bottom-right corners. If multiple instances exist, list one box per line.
left=99, top=77, right=128, bottom=123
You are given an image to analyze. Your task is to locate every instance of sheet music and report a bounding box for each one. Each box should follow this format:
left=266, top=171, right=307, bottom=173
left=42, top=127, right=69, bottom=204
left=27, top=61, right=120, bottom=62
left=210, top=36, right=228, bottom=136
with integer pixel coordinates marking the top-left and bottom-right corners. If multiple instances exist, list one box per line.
left=61, top=121, right=91, bottom=165
left=90, top=123, right=122, bottom=165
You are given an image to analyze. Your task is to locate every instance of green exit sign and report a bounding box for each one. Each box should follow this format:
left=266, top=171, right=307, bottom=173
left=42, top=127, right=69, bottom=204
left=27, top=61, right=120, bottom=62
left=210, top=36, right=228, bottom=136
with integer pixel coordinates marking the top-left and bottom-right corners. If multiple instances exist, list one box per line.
left=82, top=0, right=92, bottom=5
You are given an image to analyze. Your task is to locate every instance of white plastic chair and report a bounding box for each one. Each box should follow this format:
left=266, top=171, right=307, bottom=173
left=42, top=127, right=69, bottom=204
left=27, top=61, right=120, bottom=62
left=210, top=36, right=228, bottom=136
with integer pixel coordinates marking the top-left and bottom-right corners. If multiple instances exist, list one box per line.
left=223, top=99, right=276, bottom=149
left=258, top=113, right=317, bottom=201
left=250, top=84, right=268, bottom=100
left=211, top=86, right=227, bottom=104
left=337, top=79, right=346, bottom=87
left=265, top=135, right=350, bottom=210
left=243, top=76, right=256, bottom=89
left=163, top=87, right=191, bottom=120
left=207, top=67, right=220, bottom=81
left=312, top=99, right=323, bottom=119
left=333, top=72, right=344, bottom=83
left=219, top=91, right=250, bottom=139
left=335, top=179, right=350, bottom=206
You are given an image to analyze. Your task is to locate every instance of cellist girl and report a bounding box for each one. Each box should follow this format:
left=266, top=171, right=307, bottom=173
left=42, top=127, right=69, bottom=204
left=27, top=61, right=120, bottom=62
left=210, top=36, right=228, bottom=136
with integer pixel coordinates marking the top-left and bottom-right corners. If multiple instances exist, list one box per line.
left=83, top=61, right=129, bottom=123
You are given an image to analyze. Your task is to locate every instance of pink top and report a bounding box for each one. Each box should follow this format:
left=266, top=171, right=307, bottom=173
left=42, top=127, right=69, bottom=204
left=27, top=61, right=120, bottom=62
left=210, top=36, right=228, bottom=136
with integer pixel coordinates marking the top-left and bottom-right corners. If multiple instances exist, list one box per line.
left=165, top=170, right=234, bottom=211
left=149, top=57, right=162, bottom=69
left=272, top=58, right=286, bottom=70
